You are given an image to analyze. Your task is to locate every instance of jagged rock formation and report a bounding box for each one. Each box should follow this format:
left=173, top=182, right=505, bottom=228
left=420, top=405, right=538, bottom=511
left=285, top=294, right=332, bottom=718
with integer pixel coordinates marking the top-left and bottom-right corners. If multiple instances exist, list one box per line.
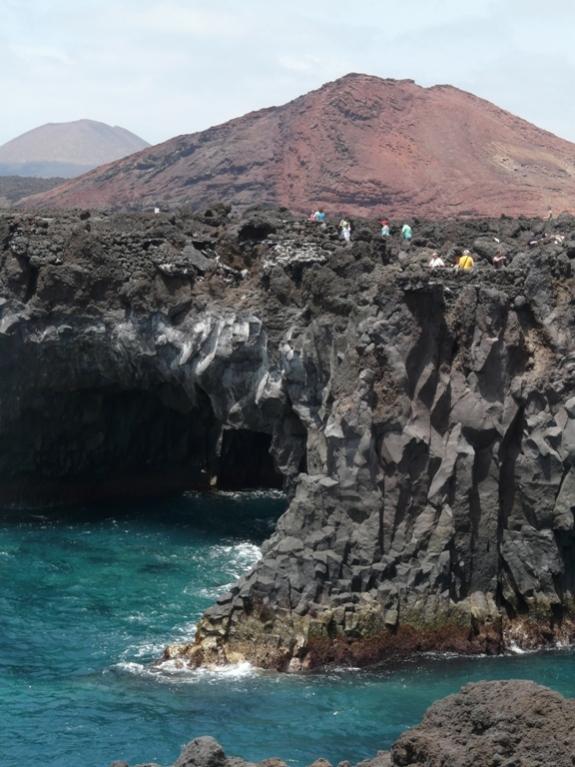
left=0, top=119, right=149, bottom=179
left=111, top=681, right=575, bottom=767
left=21, top=73, right=575, bottom=217
left=2, top=207, right=575, bottom=663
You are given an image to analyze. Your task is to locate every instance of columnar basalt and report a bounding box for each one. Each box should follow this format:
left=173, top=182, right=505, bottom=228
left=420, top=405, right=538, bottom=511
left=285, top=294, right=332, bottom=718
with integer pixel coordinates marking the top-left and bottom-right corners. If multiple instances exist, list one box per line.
left=2, top=206, right=575, bottom=665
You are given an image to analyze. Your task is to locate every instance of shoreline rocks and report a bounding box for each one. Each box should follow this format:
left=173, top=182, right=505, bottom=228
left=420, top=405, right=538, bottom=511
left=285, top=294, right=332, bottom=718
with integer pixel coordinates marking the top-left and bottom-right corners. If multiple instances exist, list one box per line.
left=110, top=681, right=575, bottom=767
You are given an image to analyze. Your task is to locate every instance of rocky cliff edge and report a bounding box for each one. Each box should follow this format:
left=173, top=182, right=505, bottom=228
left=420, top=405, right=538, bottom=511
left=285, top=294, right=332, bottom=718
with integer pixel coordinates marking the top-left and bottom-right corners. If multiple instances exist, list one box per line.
left=2, top=206, right=575, bottom=667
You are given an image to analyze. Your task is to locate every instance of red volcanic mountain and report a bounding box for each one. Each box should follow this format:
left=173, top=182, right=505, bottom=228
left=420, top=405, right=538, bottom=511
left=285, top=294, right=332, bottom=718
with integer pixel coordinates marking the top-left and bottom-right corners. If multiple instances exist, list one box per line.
left=22, top=74, right=575, bottom=217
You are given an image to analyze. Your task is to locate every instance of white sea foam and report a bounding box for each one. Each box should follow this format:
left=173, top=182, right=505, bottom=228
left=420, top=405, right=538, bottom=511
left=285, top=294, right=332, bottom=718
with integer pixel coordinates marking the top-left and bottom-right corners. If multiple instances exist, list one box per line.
left=420, top=651, right=465, bottom=660
left=218, top=541, right=262, bottom=569
left=113, top=659, right=256, bottom=684
left=180, top=660, right=255, bottom=680
left=173, top=620, right=198, bottom=640
left=114, top=528, right=265, bottom=687
left=196, top=586, right=226, bottom=599
left=331, top=665, right=361, bottom=673
left=122, top=641, right=166, bottom=660
left=117, top=540, right=262, bottom=672
left=182, top=541, right=261, bottom=600
left=125, top=612, right=149, bottom=624
left=183, top=489, right=285, bottom=502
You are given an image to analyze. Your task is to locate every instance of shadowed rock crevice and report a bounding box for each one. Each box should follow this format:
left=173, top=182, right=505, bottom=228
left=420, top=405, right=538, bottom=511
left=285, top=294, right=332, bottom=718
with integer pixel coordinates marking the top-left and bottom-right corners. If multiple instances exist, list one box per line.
left=218, top=430, right=283, bottom=490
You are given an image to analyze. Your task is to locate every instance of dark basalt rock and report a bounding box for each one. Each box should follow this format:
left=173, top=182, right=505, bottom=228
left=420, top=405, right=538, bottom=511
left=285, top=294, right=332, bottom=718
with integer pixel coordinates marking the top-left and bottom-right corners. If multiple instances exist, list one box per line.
left=111, top=681, right=575, bottom=767
left=3, top=208, right=575, bottom=664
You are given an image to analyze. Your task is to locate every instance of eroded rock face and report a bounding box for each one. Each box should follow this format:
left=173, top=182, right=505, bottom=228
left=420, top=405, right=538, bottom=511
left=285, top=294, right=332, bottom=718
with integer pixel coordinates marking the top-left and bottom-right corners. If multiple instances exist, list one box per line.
left=111, top=681, right=575, bottom=767
left=3, top=207, right=575, bottom=663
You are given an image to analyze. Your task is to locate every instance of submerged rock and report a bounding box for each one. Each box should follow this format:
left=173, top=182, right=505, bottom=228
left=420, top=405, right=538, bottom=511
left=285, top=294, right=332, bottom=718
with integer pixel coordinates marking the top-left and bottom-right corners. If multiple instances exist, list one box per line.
left=3, top=208, right=575, bottom=664
left=112, top=681, right=575, bottom=767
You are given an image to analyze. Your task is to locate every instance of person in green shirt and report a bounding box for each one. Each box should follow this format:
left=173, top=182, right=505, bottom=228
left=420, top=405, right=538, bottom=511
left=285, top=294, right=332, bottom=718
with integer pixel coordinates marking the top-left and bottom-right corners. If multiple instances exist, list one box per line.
left=401, top=223, right=412, bottom=241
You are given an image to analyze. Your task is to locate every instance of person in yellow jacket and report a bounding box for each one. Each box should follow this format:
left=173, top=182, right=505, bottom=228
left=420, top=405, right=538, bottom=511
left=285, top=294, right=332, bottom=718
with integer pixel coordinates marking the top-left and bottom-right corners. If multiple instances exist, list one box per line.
left=457, top=249, right=474, bottom=271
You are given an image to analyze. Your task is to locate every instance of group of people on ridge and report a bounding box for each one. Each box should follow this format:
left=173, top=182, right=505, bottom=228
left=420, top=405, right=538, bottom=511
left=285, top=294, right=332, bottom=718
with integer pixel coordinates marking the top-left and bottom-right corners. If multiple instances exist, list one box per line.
left=309, top=208, right=509, bottom=271
left=310, top=209, right=413, bottom=244
left=380, top=219, right=412, bottom=241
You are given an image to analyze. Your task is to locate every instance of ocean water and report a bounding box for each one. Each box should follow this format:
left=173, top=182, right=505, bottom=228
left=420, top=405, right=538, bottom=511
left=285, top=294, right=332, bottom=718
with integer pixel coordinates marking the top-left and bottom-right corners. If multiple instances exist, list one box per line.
left=1, top=492, right=575, bottom=767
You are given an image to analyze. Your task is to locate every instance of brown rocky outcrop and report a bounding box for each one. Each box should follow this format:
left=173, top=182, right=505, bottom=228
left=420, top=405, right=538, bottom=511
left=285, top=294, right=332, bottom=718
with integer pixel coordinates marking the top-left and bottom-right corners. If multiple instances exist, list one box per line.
left=21, top=73, right=575, bottom=217
left=388, top=680, right=575, bottom=767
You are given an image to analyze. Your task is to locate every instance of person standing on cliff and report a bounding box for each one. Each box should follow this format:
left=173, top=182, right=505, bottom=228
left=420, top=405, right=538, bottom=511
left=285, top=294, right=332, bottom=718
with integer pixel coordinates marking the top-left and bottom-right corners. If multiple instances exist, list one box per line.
left=338, top=218, right=352, bottom=243
left=311, top=208, right=326, bottom=223
left=429, top=252, right=445, bottom=269
left=401, top=223, right=412, bottom=242
left=380, top=218, right=391, bottom=237
left=493, top=249, right=507, bottom=269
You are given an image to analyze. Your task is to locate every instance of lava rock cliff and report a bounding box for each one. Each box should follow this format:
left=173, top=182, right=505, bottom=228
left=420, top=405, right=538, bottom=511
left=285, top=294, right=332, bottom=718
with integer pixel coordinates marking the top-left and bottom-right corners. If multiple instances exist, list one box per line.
left=2, top=206, right=575, bottom=665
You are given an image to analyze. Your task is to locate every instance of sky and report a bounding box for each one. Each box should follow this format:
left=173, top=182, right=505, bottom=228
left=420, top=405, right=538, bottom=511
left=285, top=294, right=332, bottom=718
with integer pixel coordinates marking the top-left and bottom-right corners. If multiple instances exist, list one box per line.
left=2, top=0, right=575, bottom=147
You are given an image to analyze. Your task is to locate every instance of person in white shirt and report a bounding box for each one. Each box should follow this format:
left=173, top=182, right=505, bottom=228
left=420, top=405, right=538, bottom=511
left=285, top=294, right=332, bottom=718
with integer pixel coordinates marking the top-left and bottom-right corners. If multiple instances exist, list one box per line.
left=338, top=218, right=352, bottom=243
left=429, top=252, right=445, bottom=269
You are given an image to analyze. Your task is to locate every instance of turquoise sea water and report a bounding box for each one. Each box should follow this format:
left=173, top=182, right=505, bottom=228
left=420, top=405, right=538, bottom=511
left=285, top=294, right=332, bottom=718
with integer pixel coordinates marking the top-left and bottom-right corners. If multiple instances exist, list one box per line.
left=1, top=492, right=575, bottom=767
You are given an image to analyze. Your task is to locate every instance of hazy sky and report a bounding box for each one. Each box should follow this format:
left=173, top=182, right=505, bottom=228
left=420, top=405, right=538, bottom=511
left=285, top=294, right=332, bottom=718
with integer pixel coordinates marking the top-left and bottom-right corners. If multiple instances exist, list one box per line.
left=2, top=0, right=575, bottom=147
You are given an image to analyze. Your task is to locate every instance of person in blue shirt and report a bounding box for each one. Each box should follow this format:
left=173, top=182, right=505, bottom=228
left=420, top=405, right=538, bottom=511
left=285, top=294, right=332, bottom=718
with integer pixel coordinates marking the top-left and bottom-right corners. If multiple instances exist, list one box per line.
left=312, top=208, right=326, bottom=223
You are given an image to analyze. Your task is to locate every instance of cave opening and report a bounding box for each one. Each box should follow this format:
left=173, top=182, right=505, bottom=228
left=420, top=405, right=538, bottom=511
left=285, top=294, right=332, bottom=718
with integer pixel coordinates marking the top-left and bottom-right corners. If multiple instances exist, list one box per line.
left=218, top=429, right=283, bottom=491
left=237, top=220, right=276, bottom=244
left=0, top=384, right=287, bottom=507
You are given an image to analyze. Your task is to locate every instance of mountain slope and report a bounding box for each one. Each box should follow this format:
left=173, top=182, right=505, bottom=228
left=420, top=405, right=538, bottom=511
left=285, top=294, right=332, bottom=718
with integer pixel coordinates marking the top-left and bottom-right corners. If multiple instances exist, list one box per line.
left=0, top=176, right=65, bottom=207
left=21, top=74, right=575, bottom=216
left=0, top=119, right=149, bottom=178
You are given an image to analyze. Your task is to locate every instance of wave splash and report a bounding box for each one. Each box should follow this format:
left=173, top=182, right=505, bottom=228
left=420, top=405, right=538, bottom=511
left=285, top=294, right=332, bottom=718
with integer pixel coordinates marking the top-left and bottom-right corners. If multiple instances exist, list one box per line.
left=113, top=659, right=256, bottom=684
left=114, top=539, right=262, bottom=679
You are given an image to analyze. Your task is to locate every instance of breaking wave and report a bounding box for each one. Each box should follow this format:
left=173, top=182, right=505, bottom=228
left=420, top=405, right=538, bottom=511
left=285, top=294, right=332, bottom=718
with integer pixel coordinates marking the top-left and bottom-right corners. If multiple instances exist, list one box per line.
left=116, top=539, right=262, bottom=672
left=112, top=659, right=256, bottom=684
